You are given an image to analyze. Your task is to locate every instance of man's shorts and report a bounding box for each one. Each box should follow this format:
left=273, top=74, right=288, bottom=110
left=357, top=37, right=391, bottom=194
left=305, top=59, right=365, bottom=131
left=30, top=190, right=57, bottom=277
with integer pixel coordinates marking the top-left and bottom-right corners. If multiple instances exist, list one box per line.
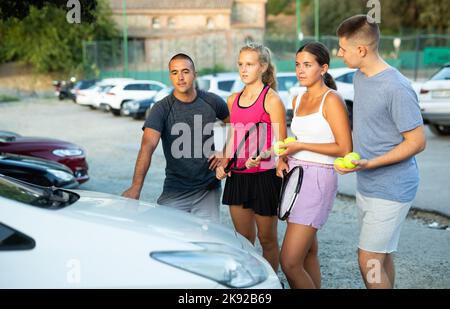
left=157, top=187, right=221, bottom=223
left=356, top=191, right=412, bottom=253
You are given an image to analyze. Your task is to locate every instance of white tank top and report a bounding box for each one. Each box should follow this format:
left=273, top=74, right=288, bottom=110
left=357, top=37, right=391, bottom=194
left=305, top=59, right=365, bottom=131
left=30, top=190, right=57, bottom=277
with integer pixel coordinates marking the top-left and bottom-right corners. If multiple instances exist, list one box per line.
left=290, top=89, right=336, bottom=165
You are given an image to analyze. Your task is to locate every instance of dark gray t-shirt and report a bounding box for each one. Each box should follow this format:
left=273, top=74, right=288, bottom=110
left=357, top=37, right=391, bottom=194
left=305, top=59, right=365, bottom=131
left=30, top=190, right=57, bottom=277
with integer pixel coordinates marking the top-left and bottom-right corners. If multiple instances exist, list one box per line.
left=143, top=90, right=228, bottom=195
left=353, top=67, right=423, bottom=202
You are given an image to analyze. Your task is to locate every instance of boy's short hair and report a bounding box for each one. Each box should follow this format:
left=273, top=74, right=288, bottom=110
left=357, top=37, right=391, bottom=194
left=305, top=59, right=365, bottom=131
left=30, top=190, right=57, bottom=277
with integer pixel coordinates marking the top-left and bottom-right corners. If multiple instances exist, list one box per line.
left=169, top=53, right=196, bottom=71
left=336, top=15, right=380, bottom=50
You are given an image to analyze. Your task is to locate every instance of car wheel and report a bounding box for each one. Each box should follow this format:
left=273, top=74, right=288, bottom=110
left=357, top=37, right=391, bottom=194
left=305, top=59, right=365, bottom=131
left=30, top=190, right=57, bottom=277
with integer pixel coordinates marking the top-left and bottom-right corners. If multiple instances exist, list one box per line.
left=429, top=124, right=450, bottom=136
left=111, top=108, right=121, bottom=116
left=120, top=100, right=131, bottom=117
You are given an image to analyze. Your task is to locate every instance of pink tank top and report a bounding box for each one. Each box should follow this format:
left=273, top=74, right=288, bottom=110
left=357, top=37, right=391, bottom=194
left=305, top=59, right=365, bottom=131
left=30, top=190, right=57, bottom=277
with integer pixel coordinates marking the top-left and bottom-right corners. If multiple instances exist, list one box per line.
left=230, top=85, right=275, bottom=173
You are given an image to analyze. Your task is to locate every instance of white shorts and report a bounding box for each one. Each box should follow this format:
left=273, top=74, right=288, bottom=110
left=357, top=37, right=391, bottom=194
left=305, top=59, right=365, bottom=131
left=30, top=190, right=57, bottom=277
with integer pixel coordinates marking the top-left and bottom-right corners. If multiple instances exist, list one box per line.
left=356, top=191, right=412, bottom=253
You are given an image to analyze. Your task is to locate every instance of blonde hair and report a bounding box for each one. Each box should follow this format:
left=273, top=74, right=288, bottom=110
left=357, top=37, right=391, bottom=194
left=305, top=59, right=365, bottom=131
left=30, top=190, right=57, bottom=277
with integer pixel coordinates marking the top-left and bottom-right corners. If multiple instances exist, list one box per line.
left=240, top=43, right=277, bottom=90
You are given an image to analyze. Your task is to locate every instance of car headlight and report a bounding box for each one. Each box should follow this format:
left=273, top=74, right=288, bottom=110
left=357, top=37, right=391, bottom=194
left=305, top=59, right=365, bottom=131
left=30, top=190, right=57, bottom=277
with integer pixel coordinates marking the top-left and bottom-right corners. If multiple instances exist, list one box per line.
left=47, top=169, right=75, bottom=182
left=52, top=149, right=83, bottom=157
left=151, top=242, right=268, bottom=288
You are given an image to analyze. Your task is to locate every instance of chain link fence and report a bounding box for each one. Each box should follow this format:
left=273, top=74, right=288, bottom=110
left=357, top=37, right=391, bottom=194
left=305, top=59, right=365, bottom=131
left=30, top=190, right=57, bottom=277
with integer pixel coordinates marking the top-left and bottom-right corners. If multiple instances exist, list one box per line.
left=83, top=34, right=450, bottom=83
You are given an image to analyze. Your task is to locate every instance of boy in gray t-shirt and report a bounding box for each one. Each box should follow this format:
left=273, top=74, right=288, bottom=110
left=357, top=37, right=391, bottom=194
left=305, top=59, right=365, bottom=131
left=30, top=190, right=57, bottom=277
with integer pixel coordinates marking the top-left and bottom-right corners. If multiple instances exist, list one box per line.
left=335, top=15, right=426, bottom=289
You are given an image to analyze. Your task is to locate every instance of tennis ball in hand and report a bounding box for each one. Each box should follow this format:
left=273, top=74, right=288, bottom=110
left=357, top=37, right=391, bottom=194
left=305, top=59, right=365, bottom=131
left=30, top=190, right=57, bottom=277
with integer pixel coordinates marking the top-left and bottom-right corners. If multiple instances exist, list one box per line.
left=273, top=141, right=286, bottom=155
left=334, top=157, right=346, bottom=169
left=284, top=136, right=297, bottom=144
left=343, top=152, right=361, bottom=168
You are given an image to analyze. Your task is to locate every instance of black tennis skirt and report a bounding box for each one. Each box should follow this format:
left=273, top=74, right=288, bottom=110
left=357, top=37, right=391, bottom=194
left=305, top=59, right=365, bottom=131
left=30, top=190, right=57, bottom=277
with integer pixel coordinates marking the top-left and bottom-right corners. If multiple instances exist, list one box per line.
left=222, top=169, right=282, bottom=216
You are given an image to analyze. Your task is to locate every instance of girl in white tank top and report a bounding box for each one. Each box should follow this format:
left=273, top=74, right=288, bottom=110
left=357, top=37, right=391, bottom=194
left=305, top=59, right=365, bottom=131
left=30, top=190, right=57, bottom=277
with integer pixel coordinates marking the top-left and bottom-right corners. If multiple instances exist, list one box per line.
left=278, top=42, right=352, bottom=289
left=290, top=89, right=336, bottom=164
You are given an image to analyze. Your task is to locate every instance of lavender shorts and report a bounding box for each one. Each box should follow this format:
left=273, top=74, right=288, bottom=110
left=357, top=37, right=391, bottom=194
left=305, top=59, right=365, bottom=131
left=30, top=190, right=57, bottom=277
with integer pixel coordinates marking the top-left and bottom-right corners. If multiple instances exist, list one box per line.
left=287, top=158, right=338, bottom=229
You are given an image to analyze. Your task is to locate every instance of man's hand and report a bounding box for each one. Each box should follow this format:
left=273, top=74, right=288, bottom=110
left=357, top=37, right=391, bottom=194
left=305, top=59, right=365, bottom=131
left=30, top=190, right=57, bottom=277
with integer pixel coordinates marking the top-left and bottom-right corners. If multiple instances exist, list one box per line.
left=208, top=152, right=223, bottom=170
left=216, top=166, right=231, bottom=180
left=334, top=159, right=369, bottom=175
left=121, top=186, right=141, bottom=200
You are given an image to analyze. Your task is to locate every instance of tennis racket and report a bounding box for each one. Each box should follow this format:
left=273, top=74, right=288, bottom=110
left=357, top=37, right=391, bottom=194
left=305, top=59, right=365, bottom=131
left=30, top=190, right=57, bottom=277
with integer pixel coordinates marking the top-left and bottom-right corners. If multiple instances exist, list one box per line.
left=278, top=166, right=304, bottom=221
left=224, top=122, right=271, bottom=173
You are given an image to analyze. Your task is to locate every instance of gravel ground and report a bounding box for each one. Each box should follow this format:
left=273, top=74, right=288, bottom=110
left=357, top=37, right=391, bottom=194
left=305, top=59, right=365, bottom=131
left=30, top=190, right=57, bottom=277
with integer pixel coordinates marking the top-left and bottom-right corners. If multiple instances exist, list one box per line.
left=1, top=98, right=449, bottom=288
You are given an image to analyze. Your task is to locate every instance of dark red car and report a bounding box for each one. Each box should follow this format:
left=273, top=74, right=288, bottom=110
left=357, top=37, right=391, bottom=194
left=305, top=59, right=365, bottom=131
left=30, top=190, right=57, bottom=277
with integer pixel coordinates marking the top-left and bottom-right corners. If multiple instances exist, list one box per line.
left=0, top=131, right=89, bottom=184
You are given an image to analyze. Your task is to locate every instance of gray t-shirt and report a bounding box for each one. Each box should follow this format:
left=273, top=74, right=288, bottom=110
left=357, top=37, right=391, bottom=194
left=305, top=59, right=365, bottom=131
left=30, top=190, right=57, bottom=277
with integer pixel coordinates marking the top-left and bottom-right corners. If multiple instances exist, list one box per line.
left=144, top=90, right=228, bottom=195
left=353, top=67, right=423, bottom=203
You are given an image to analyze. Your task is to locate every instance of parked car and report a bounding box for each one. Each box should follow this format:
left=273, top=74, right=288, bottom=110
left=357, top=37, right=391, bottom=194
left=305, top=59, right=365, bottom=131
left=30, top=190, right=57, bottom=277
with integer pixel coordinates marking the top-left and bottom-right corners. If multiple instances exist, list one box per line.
left=69, top=79, right=98, bottom=102
left=122, top=87, right=173, bottom=120
left=419, top=63, right=450, bottom=136
left=101, top=80, right=167, bottom=116
left=289, top=68, right=357, bottom=126
left=0, top=174, right=281, bottom=288
left=0, top=154, right=78, bottom=188
left=197, top=73, right=240, bottom=101
left=75, top=78, right=133, bottom=109
left=0, top=131, right=89, bottom=184
left=231, top=72, right=299, bottom=124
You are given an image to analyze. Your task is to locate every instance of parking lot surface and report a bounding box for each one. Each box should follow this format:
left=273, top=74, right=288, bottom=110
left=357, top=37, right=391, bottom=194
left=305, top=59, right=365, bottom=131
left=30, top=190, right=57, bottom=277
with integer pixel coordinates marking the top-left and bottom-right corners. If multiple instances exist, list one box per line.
left=1, top=98, right=449, bottom=288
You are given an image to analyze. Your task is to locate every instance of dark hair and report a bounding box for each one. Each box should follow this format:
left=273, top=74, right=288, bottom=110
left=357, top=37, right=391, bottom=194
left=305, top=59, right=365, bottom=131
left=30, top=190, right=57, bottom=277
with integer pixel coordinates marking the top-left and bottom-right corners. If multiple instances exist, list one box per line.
left=296, top=42, right=337, bottom=90
left=336, top=14, right=380, bottom=50
left=240, top=43, right=277, bottom=90
left=168, top=53, right=196, bottom=71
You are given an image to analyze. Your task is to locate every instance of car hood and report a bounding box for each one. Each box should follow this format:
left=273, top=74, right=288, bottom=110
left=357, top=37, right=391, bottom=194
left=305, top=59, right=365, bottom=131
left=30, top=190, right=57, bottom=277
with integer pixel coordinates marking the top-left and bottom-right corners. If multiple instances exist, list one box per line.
left=60, top=190, right=248, bottom=250
left=0, top=136, right=80, bottom=150
left=0, top=153, right=73, bottom=173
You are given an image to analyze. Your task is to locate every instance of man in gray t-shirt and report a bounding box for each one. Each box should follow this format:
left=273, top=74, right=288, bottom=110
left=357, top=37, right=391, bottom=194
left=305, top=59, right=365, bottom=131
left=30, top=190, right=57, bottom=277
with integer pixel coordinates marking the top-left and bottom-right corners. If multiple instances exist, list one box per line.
left=335, top=15, right=426, bottom=289
left=122, top=54, right=229, bottom=222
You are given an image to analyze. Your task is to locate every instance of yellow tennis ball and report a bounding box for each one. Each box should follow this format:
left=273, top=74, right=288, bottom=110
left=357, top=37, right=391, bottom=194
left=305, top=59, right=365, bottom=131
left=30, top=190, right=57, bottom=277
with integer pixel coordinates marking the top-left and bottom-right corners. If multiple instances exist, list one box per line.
left=343, top=152, right=361, bottom=168
left=273, top=140, right=286, bottom=155
left=334, top=157, right=346, bottom=169
left=284, top=136, right=297, bottom=144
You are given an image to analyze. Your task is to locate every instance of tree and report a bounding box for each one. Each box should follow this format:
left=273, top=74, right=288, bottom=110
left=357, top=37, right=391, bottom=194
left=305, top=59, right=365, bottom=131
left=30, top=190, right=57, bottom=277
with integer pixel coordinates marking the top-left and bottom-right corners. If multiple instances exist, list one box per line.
left=0, top=0, right=118, bottom=73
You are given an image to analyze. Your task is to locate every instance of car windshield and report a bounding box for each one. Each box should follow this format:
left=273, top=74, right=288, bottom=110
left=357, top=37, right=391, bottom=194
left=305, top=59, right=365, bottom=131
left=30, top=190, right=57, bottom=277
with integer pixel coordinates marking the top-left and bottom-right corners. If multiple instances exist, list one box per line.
left=0, top=175, right=79, bottom=209
left=431, top=67, right=450, bottom=81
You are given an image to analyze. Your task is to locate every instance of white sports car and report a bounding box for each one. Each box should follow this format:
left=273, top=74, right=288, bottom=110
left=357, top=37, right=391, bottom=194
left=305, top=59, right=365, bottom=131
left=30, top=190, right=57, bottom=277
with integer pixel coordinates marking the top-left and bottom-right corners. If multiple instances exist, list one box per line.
left=0, top=175, right=281, bottom=289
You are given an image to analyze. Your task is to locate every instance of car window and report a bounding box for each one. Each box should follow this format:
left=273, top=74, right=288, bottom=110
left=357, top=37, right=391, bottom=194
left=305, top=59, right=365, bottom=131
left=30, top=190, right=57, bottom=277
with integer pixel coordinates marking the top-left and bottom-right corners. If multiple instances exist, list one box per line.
left=0, top=223, right=35, bottom=251
left=124, top=84, right=142, bottom=91
left=431, top=67, right=450, bottom=81
left=277, top=76, right=298, bottom=91
left=335, top=72, right=355, bottom=84
left=100, top=85, right=113, bottom=93
left=150, top=84, right=163, bottom=91
left=79, top=80, right=97, bottom=89
left=218, top=80, right=235, bottom=91
left=197, top=79, right=211, bottom=91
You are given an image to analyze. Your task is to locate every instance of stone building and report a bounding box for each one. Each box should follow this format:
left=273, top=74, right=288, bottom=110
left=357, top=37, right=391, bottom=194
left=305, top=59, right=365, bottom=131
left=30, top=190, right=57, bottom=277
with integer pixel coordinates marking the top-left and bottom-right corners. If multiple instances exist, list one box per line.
left=108, top=0, right=267, bottom=71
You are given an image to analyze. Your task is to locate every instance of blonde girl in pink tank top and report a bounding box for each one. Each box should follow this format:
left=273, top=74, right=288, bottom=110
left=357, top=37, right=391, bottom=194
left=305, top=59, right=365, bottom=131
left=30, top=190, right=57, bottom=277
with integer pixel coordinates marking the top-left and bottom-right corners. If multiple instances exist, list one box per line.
left=216, top=43, right=287, bottom=272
